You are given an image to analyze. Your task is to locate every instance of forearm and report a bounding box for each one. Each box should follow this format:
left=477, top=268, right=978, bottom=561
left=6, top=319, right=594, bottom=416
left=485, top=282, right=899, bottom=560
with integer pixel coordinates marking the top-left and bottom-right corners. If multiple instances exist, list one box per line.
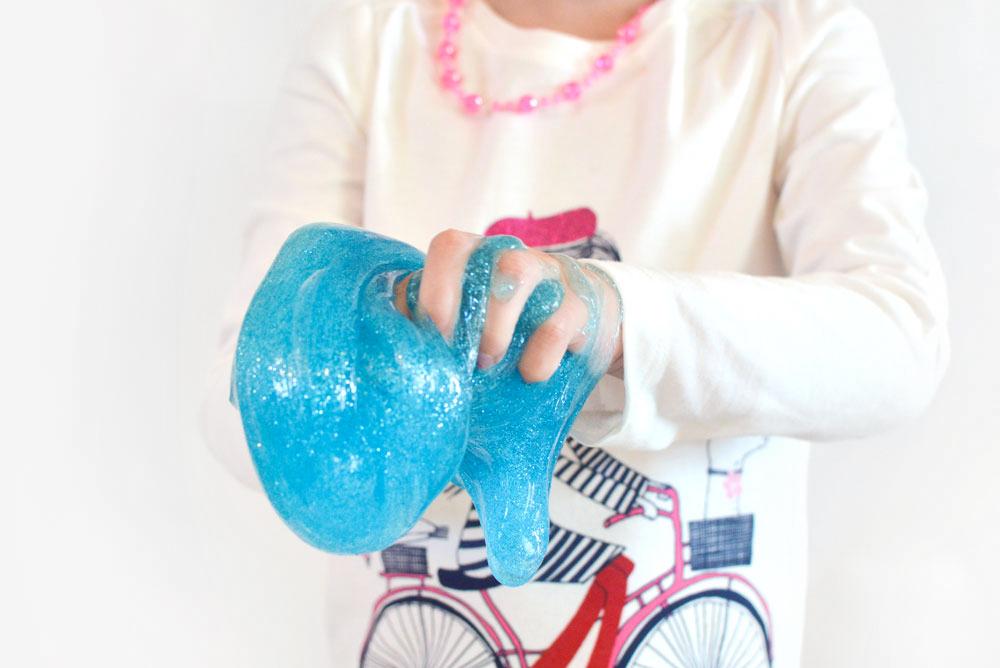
left=576, top=259, right=948, bottom=447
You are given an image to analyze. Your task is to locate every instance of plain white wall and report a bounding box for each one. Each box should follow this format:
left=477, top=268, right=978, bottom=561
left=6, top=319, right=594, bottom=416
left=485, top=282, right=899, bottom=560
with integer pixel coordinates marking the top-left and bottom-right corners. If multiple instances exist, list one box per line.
left=5, top=1, right=334, bottom=665
left=3, top=1, right=997, bottom=666
left=803, top=1, right=1000, bottom=665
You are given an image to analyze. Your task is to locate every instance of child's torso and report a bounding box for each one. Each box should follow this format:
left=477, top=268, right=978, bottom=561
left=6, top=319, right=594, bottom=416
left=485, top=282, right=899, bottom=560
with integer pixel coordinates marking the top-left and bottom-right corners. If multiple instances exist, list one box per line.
left=324, top=1, right=808, bottom=665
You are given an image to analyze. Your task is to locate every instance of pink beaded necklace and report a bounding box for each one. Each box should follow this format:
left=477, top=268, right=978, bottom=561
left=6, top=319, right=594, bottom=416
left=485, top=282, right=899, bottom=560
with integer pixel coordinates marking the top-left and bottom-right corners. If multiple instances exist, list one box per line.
left=435, top=0, right=660, bottom=115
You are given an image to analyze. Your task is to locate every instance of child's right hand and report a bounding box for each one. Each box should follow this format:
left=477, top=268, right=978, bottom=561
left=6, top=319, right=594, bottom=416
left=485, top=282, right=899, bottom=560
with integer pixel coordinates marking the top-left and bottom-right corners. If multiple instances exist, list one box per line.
left=393, top=228, right=623, bottom=384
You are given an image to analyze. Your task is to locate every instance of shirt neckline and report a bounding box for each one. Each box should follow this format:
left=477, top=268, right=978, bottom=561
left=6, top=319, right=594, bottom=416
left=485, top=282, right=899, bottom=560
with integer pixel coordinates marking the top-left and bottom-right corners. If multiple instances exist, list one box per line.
left=467, top=0, right=674, bottom=65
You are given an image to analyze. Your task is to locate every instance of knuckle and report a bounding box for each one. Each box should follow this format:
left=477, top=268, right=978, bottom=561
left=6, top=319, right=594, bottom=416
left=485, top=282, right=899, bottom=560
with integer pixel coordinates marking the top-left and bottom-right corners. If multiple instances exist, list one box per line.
left=418, top=288, right=455, bottom=330
left=423, top=299, right=454, bottom=327
left=535, top=318, right=573, bottom=346
left=478, top=330, right=509, bottom=357
left=430, top=228, right=473, bottom=254
left=563, top=293, right=590, bottom=323
left=496, top=250, right=539, bottom=282
left=519, top=355, right=557, bottom=383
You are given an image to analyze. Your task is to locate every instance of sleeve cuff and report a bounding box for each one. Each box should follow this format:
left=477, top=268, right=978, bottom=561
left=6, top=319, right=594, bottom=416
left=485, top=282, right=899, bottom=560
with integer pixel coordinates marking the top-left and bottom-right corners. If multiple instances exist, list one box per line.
left=570, top=259, right=680, bottom=450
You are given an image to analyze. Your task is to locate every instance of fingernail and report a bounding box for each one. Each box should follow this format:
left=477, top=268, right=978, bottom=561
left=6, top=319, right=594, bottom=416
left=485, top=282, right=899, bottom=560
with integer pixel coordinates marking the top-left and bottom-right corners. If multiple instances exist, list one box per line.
left=477, top=352, right=497, bottom=370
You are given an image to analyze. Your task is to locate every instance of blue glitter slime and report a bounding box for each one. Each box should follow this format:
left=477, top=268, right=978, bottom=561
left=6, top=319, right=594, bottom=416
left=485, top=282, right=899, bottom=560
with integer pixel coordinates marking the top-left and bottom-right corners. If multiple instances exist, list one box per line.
left=232, top=223, right=616, bottom=586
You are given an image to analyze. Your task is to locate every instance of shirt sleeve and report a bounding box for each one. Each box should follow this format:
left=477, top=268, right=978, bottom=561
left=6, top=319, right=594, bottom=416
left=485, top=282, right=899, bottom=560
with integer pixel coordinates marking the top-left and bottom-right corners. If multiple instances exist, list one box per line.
left=198, top=3, right=372, bottom=488
left=570, top=0, right=950, bottom=449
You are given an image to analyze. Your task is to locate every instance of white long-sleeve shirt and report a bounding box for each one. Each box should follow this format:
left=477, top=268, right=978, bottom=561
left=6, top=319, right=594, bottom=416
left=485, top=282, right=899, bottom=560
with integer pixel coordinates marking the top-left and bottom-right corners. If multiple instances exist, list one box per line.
left=200, top=0, right=948, bottom=665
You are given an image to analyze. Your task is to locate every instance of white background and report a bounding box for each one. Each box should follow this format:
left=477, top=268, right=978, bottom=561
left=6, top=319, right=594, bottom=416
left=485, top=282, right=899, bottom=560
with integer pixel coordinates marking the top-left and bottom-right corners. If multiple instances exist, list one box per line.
left=2, top=0, right=997, bottom=665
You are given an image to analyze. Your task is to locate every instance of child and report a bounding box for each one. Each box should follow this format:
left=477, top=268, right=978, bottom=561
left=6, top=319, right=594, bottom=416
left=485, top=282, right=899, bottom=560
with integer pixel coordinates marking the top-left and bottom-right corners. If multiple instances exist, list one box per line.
left=201, top=0, right=949, bottom=665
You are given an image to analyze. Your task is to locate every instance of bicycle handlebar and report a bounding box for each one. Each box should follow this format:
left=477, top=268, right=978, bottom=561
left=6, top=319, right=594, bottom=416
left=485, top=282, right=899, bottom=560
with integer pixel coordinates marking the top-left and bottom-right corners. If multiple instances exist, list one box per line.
left=602, top=485, right=676, bottom=528
left=603, top=507, right=645, bottom=528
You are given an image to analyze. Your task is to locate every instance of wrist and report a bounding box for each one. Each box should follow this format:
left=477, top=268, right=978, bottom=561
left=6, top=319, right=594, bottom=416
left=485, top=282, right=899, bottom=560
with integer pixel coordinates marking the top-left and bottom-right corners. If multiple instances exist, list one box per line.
left=580, top=262, right=624, bottom=379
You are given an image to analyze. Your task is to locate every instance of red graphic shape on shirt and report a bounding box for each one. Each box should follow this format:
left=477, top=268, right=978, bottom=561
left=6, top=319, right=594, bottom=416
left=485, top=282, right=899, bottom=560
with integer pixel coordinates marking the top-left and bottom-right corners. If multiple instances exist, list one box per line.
left=484, top=207, right=598, bottom=247
left=534, top=555, right=634, bottom=668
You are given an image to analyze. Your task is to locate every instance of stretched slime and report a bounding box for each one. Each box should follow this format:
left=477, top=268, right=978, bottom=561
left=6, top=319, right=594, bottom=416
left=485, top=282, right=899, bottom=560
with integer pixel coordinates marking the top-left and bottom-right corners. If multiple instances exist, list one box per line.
left=232, top=223, right=620, bottom=585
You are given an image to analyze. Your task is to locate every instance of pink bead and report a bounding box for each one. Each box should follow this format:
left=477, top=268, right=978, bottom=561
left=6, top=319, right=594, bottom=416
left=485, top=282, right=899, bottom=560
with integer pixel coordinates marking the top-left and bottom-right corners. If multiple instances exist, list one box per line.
left=443, top=11, right=460, bottom=33
left=462, top=93, right=484, bottom=114
left=561, top=81, right=582, bottom=101
left=448, top=0, right=466, bottom=6
left=440, top=68, right=462, bottom=89
left=594, top=54, right=615, bottom=72
left=617, top=22, right=639, bottom=43
left=517, top=94, right=539, bottom=113
left=436, top=40, right=457, bottom=60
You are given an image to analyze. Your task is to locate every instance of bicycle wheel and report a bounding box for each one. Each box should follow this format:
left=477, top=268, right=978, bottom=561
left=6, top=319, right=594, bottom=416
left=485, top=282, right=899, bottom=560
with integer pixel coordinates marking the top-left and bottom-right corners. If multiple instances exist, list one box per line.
left=360, top=596, right=501, bottom=668
left=619, top=589, right=771, bottom=667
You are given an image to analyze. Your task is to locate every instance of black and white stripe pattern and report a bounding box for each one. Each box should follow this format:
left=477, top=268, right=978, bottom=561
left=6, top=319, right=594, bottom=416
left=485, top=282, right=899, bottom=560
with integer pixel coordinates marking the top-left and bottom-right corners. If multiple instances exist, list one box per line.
left=553, top=437, right=650, bottom=514
left=452, top=505, right=493, bottom=582
left=451, top=505, right=624, bottom=586
left=532, top=523, right=624, bottom=583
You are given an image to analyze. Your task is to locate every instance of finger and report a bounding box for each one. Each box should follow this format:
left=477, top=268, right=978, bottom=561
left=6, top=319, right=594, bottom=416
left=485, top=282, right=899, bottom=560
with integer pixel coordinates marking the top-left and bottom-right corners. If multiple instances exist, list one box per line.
left=477, top=250, right=547, bottom=370
left=418, top=229, right=481, bottom=341
left=393, top=272, right=413, bottom=318
left=518, top=288, right=590, bottom=383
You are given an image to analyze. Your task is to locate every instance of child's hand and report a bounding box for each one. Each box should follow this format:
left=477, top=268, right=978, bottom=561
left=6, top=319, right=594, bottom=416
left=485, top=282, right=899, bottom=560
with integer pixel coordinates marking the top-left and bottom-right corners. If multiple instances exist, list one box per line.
left=394, top=229, right=623, bottom=383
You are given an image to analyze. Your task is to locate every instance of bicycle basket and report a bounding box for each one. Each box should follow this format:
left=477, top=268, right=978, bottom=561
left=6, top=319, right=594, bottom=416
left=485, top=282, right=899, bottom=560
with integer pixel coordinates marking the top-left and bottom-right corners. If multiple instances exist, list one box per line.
left=689, top=515, right=754, bottom=570
left=380, top=544, right=429, bottom=576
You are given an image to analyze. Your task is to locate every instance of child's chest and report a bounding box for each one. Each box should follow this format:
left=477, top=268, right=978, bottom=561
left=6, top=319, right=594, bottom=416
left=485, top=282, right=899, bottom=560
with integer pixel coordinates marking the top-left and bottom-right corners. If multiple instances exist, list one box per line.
left=362, top=7, right=786, bottom=276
